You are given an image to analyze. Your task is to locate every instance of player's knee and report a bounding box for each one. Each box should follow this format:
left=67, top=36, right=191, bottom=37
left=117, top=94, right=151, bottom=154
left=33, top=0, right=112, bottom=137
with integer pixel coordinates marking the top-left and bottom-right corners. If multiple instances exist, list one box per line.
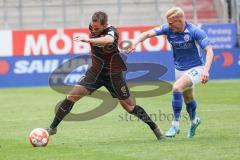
left=120, top=100, right=135, bottom=113
left=66, top=95, right=80, bottom=102
left=125, top=106, right=134, bottom=113
left=183, top=95, right=194, bottom=104
left=172, top=84, right=183, bottom=92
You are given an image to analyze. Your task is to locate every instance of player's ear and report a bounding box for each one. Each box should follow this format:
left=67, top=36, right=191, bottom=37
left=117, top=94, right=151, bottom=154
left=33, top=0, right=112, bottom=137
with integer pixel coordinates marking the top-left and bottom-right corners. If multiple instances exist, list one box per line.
left=89, top=23, right=93, bottom=32
left=103, top=23, right=108, bottom=28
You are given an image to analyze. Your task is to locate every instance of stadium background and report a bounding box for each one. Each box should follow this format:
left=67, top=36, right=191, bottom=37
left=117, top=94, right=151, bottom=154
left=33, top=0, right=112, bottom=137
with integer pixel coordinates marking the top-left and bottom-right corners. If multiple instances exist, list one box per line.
left=0, top=0, right=239, bottom=160
left=0, top=0, right=239, bottom=87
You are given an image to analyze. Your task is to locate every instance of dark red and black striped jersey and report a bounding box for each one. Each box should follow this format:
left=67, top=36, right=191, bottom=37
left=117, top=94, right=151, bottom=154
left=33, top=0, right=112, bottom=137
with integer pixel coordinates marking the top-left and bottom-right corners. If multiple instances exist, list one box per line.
left=89, top=25, right=127, bottom=74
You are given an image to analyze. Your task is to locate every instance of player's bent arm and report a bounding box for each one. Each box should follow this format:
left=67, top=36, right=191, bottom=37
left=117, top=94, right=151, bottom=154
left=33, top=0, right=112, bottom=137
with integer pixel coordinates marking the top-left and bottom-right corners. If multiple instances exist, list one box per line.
left=132, top=29, right=157, bottom=45
left=89, top=35, right=114, bottom=45
left=203, top=45, right=214, bottom=72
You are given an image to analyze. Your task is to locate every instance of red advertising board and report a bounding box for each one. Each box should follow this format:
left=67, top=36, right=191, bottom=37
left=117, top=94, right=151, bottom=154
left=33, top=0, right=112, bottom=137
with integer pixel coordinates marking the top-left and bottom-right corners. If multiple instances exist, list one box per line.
left=0, top=26, right=170, bottom=57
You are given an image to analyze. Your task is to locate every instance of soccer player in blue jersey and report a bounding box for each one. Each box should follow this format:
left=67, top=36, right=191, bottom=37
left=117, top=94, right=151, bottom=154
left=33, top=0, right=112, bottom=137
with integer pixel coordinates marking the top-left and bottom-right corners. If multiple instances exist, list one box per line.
left=127, top=7, right=214, bottom=138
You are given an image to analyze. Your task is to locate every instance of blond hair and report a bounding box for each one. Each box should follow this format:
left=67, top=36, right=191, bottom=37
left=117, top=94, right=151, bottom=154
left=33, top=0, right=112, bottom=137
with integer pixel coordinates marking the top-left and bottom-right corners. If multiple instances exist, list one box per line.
left=165, top=7, right=185, bottom=19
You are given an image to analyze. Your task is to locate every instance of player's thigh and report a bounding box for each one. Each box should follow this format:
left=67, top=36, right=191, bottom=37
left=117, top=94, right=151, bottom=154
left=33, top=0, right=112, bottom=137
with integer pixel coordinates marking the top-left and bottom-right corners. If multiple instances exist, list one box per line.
left=104, top=73, right=134, bottom=112
left=174, top=66, right=203, bottom=92
left=67, top=85, right=90, bottom=102
left=105, top=73, right=130, bottom=100
left=173, top=75, right=193, bottom=92
left=75, top=67, right=103, bottom=98
left=183, top=88, right=194, bottom=103
left=184, top=66, right=203, bottom=86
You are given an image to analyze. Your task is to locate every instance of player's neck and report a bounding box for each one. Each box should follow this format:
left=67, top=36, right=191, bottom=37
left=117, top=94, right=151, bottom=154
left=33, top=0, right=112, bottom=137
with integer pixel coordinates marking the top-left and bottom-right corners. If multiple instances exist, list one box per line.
left=180, top=22, right=186, bottom=33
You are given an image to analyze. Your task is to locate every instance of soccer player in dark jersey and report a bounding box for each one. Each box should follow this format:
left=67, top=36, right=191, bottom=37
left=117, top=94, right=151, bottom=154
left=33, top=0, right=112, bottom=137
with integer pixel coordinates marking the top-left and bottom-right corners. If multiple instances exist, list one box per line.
left=46, top=11, right=164, bottom=140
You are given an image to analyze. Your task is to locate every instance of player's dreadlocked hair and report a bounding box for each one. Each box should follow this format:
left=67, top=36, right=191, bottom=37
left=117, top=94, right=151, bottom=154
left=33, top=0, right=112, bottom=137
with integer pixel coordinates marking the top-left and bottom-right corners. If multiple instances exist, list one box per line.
left=92, top=11, right=108, bottom=25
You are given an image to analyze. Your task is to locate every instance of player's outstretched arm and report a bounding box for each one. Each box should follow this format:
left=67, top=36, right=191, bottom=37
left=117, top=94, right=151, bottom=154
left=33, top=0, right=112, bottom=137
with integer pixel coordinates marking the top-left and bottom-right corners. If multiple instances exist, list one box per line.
left=73, top=35, right=114, bottom=45
left=201, top=45, right=214, bottom=84
left=127, top=29, right=156, bottom=53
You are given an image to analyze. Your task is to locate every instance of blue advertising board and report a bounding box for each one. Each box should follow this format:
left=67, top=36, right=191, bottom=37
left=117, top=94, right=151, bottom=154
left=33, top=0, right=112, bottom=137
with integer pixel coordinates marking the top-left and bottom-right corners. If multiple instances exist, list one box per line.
left=0, top=55, right=91, bottom=87
left=0, top=49, right=239, bottom=88
left=201, top=23, right=238, bottom=49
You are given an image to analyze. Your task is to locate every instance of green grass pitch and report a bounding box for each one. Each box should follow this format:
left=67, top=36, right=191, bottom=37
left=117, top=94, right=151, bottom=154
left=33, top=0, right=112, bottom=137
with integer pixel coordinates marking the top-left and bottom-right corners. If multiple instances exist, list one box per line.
left=0, top=80, right=239, bottom=160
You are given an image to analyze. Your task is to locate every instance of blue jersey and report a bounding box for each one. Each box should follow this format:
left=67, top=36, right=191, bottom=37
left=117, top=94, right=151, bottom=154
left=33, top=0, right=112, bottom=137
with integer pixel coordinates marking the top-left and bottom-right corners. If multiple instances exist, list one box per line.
left=154, top=22, right=210, bottom=70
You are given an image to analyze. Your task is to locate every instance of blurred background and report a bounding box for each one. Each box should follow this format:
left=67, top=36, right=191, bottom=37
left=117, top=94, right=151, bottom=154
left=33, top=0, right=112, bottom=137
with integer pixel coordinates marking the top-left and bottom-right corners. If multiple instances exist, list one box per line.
left=0, top=0, right=238, bottom=28
left=0, top=0, right=239, bottom=87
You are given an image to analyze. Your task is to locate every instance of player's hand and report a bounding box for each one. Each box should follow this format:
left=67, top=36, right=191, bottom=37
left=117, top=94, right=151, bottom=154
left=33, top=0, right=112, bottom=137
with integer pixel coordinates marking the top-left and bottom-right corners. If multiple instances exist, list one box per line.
left=201, top=69, right=209, bottom=84
left=73, top=36, right=90, bottom=43
left=125, top=42, right=136, bottom=54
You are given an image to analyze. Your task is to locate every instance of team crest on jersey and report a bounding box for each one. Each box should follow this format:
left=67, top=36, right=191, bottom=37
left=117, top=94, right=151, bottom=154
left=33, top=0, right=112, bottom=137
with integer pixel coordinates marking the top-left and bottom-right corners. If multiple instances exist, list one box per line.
left=184, top=34, right=190, bottom=42
left=121, top=86, right=127, bottom=93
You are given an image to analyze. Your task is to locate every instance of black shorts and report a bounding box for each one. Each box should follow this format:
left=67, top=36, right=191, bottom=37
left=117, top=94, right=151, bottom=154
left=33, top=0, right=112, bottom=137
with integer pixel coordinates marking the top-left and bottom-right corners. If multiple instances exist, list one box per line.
left=78, top=68, right=130, bottom=100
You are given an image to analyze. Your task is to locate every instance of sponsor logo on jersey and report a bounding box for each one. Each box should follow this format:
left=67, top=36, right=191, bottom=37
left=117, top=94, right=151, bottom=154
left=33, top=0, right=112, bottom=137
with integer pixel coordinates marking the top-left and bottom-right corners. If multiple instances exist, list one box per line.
left=184, top=34, right=190, bottom=42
